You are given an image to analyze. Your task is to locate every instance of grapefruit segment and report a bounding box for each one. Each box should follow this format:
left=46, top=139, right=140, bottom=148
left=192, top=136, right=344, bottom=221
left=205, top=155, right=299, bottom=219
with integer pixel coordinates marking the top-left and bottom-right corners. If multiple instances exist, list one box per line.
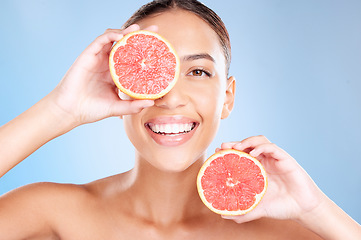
left=109, top=30, right=180, bottom=100
left=197, top=149, right=267, bottom=215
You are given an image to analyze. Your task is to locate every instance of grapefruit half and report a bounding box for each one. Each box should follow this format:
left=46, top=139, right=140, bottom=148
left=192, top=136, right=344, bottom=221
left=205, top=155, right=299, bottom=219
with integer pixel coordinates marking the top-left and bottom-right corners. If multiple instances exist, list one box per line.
left=109, top=30, right=180, bottom=100
left=197, top=149, right=267, bottom=215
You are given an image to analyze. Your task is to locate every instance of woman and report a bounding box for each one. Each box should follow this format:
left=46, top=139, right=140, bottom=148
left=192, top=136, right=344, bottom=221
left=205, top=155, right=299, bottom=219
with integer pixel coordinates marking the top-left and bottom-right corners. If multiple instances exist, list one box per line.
left=0, top=0, right=360, bottom=239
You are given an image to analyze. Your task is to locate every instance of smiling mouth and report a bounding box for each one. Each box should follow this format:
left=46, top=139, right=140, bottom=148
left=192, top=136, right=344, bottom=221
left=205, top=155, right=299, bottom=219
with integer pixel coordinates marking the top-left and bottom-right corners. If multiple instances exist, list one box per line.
left=145, top=122, right=197, bottom=135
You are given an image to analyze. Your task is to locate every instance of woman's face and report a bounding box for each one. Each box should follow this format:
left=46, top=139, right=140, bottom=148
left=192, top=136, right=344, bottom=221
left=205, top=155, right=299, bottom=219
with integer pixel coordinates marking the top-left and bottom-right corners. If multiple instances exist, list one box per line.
left=123, top=9, right=235, bottom=172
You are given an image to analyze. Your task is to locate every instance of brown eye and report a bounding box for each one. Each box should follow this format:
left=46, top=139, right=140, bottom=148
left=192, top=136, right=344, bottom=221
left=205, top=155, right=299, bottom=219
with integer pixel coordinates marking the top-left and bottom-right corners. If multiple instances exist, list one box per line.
left=188, top=69, right=211, bottom=77
left=192, top=69, right=203, bottom=76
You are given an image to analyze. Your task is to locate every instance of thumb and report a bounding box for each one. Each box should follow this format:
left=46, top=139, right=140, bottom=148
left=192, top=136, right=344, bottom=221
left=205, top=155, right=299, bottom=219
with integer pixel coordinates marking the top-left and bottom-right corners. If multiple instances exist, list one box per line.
left=221, top=207, right=265, bottom=224
left=108, top=99, right=154, bottom=117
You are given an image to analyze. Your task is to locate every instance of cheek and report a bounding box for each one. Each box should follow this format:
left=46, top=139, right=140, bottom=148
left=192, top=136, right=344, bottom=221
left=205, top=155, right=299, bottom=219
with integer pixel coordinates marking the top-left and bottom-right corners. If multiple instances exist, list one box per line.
left=122, top=115, right=143, bottom=148
left=192, top=81, right=225, bottom=118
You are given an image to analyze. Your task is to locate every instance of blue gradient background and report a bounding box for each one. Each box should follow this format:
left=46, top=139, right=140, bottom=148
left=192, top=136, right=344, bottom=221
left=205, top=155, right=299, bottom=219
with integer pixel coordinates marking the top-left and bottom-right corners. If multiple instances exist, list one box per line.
left=1, top=0, right=360, bottom=223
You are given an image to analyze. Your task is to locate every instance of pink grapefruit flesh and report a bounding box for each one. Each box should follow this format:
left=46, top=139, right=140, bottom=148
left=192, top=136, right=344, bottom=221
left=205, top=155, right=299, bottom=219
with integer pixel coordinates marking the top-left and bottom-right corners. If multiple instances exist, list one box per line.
left=109, top=30, right=180, bottom=100
left=197, top=149, right=267, bottom=215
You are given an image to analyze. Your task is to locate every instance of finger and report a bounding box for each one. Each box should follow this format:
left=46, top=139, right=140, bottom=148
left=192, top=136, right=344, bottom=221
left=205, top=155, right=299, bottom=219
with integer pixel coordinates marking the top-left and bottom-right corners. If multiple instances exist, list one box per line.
left=220, top=142, right=240, bottom=150
left=88, top=24, right=141, bottom=55
left=108, top=99, right=154, bottom=117
left=234, top=135, right=271, bottom=153
left=221, top=214, right=255, bottom=224
left=86, top=31, right=124, bottom=55
left=97, top=24, right=156, bottom=56
left=104, top=24, right=140, bottom=39
left=121, top=24, right=141, bottom=35
left=117, top=89, right=132, bottom=100
left=143, top=25, right=158, bottom=32
left=249, top=142, right=291, bottom=161
left=221, top=207, right=264, bottom=224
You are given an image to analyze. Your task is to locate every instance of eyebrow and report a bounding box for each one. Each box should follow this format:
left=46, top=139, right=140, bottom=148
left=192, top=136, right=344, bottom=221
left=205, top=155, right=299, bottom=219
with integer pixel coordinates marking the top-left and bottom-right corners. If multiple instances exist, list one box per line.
left=182, top=53, right=215, bottom=63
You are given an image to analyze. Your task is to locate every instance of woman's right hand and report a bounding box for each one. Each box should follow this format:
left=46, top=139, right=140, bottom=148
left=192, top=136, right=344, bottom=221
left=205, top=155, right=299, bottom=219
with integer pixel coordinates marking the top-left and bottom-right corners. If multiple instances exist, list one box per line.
left=48, top=24, right=156, bottom=127
left=0, top=24, right=156, bottom=178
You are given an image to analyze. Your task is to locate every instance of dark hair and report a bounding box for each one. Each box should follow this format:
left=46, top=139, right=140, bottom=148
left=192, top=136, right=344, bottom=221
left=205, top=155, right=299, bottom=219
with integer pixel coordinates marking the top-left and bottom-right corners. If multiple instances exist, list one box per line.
left=123, top=0, right=231, bottom=75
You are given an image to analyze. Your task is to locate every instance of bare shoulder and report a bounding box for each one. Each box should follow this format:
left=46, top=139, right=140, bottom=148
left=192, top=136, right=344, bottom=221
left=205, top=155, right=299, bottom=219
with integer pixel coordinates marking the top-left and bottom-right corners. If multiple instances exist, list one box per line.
left=0, top=181, right=98, bottom=219
left=0, top=174, right=128, bottom=239
left=0, top=182, right=91, bottom=239
left=1, top=181, right=95, bottom=207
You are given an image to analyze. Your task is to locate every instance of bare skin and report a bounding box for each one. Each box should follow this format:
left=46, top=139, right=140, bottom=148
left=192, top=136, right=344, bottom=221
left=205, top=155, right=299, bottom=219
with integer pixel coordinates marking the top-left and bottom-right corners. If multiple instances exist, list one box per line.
left=0, top=9, right=360, bottom=240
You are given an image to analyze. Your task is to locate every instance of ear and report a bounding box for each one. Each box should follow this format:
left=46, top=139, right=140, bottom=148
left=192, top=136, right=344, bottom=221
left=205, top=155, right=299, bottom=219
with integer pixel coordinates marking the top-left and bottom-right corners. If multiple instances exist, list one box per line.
left=221, top=76, right=236, bottom=119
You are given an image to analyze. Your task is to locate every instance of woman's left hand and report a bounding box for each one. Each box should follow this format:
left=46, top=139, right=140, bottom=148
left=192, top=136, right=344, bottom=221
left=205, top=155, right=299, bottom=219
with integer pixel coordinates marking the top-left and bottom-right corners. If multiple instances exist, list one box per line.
left=218, top=135, right=325, bottom=223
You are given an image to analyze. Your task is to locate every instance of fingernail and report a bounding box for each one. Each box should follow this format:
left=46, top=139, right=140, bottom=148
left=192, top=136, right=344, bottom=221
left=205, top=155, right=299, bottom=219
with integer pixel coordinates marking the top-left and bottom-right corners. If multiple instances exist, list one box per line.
left=234, top=142, right=242, bottom=148
left=249, top=149, right=257, bottom=157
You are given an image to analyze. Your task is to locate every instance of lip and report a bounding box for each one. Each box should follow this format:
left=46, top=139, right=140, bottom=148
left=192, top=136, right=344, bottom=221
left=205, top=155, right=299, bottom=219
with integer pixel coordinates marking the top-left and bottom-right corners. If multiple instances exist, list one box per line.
left=145, top=116, right=199, bottom=147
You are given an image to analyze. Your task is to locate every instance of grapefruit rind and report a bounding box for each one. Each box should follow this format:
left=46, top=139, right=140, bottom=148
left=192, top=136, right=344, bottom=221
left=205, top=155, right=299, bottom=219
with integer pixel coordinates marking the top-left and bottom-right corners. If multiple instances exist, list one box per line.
left=109, top=30, right=180, bottom=100
left=197, top=149, right=267, bottom=216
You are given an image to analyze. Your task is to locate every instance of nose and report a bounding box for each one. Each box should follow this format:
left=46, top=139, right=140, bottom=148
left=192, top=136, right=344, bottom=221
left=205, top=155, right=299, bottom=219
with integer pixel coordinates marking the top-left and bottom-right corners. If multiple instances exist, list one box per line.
left=154, top=79, right=188, bottom=109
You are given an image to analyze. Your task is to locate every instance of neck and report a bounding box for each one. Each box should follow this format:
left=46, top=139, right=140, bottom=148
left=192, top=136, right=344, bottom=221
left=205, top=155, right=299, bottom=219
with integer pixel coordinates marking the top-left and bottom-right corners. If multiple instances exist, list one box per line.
left=127, top=153, right=207, bottom=226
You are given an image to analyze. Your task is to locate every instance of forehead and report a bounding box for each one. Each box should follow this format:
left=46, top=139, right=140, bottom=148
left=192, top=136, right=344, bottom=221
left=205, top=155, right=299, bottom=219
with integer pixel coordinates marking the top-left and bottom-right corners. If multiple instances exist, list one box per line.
left=137, top=9, right=225, bottom=68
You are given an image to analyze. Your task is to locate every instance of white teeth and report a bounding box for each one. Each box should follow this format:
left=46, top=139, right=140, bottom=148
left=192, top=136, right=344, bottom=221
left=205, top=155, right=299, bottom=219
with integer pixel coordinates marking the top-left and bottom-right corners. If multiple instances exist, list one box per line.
left=148, top=123, right=195, bottom=134
left=153, top=124, right=160, bottom=133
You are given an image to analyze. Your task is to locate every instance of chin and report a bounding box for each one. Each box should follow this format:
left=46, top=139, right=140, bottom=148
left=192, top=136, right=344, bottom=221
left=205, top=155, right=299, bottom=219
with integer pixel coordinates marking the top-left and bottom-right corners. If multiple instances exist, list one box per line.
left=139, top=148, right=207, bottom=173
